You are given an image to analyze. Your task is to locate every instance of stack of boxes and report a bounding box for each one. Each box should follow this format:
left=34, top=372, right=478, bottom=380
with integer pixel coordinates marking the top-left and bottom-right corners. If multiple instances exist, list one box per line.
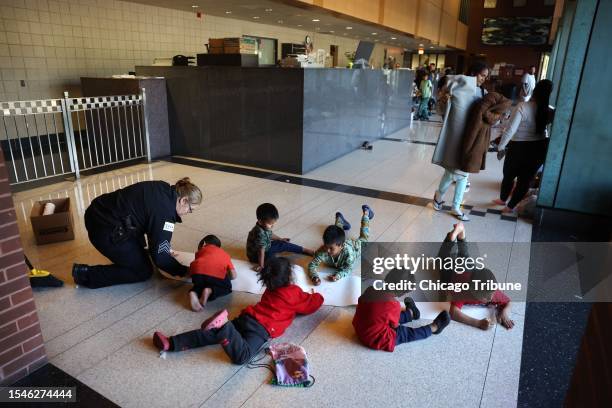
left=208, top=37, right=258, bottom=55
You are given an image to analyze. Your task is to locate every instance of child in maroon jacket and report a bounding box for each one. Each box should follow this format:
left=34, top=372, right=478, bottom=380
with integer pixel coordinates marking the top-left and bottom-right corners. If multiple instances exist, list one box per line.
left=153, top=257, right=324, bottom=365
left=352, top=269, right=450, bottom=352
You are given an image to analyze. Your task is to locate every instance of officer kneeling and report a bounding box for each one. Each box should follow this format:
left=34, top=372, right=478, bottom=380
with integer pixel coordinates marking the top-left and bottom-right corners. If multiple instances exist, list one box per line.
left=72, top=177, right=202, bottom=289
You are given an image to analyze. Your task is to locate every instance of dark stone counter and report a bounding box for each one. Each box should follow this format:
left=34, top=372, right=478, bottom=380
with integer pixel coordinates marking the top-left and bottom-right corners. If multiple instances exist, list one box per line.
left=135, top=66, right=413, bottom=174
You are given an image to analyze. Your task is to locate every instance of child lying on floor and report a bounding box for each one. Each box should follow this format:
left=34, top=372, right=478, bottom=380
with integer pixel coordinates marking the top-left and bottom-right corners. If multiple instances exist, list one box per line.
left=188, top=235, right=236, bottom=312
left=352, top=269, right=450, bottom=352
left=307, top=205, right=374, bottom=285
left=153, top=257, right=324, bottom=365
left=246, top=203, right=315, bottom=272
left=441, top=222, right=514, bottom=330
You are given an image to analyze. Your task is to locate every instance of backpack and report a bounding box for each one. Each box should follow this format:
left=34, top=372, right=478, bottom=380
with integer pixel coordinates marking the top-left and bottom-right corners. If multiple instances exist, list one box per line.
left=248, top=342, right=315, bottom=388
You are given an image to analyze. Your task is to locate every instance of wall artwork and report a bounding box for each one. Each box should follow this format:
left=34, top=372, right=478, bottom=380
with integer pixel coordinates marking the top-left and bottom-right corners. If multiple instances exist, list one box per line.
left=482, top=16, right=552, bottom=45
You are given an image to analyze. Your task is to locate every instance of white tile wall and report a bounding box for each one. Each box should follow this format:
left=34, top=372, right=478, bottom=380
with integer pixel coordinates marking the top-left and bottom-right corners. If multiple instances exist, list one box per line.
left=0, top=0, right=403, bottom=101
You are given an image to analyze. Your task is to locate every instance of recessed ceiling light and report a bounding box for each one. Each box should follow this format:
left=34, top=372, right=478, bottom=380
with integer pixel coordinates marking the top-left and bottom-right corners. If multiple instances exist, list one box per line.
left=329, top=30, right=334, bottom=33
left=430, top=46, right=434, bottom=49
left=312, top=19, right=320, bottom=22
left=419, top=43, right=424, bottom=46
left=225, top=10, right=231, bottom=14
left=391, top=37, right=396, bottom=40
left=191, top=5, right=199, bottom=8
left=265, top=8, right=273, bottom=12
left=297, top=24, right=302, bottom=27
left=252, top=16, right=260, bottom=19
left=371, top=32, right=377, bottom=35
left=346, top=26, right=352, bottom=29
left=277, top=20, right=283, bottom=24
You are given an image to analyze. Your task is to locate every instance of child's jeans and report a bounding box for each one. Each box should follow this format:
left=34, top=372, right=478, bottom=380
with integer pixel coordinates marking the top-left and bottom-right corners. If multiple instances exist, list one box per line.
left=169, top=314, right=269, bottom=365
left=335, top=214, right=370, bottom=247
left=417, top=97, right=430, bottom=119
left=265, top=239, right=304, bottom=259
left=437, top=168, right=469, bottom=211
left=395, top=309, right=432, bottom=346
left=191, top=274, right=232, bottom=301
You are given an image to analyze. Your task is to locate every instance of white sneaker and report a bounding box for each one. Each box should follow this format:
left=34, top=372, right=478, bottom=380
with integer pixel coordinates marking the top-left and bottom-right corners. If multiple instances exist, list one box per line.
left=450, top=208, right=470, bottom=221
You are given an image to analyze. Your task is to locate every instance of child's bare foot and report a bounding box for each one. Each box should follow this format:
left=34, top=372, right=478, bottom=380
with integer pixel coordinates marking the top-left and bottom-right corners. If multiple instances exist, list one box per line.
left=449, top=222, right=465, bottom=241
left=303, top=248, right=315, bottom=256
left=492, top=198, right=506, bottom=206
left=329, top=274, right=340, bottom=282
left=200, top=288, right=212, bottom=308
left=189, top=291, right=203, bottom=312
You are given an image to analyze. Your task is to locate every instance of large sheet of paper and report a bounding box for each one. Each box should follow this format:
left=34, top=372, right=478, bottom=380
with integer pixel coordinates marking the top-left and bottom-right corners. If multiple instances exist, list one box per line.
left=160, top=251, right=497, bottom=321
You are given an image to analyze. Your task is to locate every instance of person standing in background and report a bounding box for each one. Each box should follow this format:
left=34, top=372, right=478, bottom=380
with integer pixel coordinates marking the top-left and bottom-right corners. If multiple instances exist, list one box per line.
left=520, top=65, right=537, bottom=102
left=416, top=73, right=433, bottom=121
left=494, top=80, right=554, bottom=213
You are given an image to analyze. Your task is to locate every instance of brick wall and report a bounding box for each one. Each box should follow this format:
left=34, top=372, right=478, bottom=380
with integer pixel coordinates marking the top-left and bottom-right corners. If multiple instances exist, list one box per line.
left=0, top=145, right=47, bottom=385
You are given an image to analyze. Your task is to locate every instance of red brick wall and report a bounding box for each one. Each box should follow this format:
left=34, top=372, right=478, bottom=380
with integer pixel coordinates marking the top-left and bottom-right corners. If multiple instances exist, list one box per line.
left=0, top=146, right=47, bottom=385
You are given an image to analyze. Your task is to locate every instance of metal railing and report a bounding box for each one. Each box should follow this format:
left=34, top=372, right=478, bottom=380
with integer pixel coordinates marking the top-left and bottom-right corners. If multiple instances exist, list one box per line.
left=1, top=89, right=151, bottom=185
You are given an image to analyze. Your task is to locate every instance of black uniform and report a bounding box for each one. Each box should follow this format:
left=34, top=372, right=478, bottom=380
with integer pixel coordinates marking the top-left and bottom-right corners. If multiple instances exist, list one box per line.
left=83, top=181, right=188, bottom=288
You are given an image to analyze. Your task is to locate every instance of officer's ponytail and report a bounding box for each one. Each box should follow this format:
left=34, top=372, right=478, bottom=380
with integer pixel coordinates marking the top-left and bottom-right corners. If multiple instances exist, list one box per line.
left=175, top=177, right=202, bottom=205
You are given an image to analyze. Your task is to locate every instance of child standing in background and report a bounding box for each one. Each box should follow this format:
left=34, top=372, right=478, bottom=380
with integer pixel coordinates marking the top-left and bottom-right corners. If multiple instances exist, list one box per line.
left=246, top=203, right=314, bottom=272
left=188, top=235, right=236, bottom=312
left=153, top=257, right=324, bottom=365
left=416, top=73, right=433, bottom=121
left=308, top=205, right=374, bottom=285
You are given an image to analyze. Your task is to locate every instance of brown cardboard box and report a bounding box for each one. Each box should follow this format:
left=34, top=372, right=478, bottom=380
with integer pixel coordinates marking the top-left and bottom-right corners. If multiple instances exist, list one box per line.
left=209, top=38, right=224, bottom=48
left=30, top=198, right=75, bottom=245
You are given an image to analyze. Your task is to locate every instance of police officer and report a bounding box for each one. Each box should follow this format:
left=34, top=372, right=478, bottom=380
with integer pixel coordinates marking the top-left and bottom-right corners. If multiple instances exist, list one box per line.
left=72, top=177, right=202, bottom=288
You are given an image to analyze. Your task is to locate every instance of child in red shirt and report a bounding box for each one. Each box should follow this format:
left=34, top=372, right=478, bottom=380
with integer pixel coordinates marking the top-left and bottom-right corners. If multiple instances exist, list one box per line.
left=153, top=257, right=323, bottom=365
left=352, top=269, right=450, bottom=352
left=187, top=235, right=236, bottom=312
left=443, top=223, right=515, bottom=330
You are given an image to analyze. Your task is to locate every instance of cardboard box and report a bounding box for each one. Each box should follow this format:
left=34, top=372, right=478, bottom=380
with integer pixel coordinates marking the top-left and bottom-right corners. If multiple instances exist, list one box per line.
left=30, top=198, right=75, bottom=245
left=209, top=38, right=224, bottom=48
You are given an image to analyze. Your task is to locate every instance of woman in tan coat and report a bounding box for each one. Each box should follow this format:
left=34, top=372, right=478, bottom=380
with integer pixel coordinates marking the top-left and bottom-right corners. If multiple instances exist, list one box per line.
left=460, top=92, right=512, bottom=173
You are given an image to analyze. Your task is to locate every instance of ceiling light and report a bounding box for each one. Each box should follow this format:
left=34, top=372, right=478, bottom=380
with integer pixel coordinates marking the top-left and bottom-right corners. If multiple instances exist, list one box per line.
left=297, top=24, right=302, bottom=27
left=419, top=43, right=424, bottom=46
left=277, top=20, right=284, bottom=24
left=252, top=16, right=260, bottom=19
left=265, top=8, right=273, bottom=12
left=225, top=10, right=231, bottom=14
left=371, top=32, right=377, bottom=35
left=391, top=37, right=396, bottom=40
left=191, top=5, right=199, bottom=8
left=312, top=19, right=320, bottom=22
left=346, top=26, right=352, bottom=29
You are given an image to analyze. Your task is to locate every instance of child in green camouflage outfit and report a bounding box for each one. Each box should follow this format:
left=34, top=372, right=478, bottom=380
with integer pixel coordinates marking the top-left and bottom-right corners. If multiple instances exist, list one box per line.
left=308, top=205, right=374, bottom=285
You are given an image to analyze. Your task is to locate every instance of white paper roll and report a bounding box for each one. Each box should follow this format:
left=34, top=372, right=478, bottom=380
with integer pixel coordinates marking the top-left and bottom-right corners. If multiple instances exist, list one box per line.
left=42, top=202, right=56, bottom=216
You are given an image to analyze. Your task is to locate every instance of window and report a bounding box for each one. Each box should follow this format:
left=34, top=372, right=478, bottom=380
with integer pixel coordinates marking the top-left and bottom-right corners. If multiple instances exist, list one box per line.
left=484, top=0, right=497, bottom=8
left=513, top=0, right=527, bottom=6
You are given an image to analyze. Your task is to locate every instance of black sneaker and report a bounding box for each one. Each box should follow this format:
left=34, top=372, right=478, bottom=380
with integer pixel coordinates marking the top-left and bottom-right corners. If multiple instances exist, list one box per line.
left=432, top=311, right=451, bottom=335
left=403, top=297, right=420, bottom=320
left=72, top=264, right=89, bottom=287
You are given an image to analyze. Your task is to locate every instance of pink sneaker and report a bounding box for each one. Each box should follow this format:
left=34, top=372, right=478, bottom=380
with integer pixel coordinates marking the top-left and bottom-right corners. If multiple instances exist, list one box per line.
left=153, top=331, right=170, bottom=351
left=201, top=309, right=229, bottom=331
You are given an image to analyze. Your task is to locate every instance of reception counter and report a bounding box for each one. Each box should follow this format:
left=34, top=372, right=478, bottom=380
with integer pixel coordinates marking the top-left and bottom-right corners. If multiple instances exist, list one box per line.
left=135, top=66, right=413, bottom=174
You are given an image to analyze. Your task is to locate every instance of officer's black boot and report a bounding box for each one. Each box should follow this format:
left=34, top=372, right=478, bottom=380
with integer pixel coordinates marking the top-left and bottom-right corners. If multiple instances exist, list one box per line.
left=72, top=264, right=90, bottom=287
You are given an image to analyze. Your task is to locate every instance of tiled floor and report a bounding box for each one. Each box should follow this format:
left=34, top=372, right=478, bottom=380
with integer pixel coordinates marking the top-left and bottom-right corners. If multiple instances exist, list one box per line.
left=12, top=120, right=532, bottom=408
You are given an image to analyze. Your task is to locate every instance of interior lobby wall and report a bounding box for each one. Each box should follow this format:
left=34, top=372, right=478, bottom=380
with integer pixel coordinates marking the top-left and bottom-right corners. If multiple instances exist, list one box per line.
left=0, top=0, right=402, bottom=102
